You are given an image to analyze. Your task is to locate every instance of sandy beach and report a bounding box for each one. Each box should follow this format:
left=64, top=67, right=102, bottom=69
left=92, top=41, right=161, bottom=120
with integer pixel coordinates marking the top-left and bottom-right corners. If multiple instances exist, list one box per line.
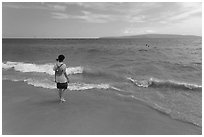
left=2, top=80, right=201, bottom=135
left=2, top=2, right=202, bottom=135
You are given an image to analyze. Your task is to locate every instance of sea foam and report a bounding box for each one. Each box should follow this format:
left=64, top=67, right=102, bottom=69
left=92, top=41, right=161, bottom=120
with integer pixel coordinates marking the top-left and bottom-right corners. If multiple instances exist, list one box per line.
left=127, top=77, right=202, bottom=91
left=3, top=76, right=111, bottom=91
left=2, top=61, right=83, bottom=75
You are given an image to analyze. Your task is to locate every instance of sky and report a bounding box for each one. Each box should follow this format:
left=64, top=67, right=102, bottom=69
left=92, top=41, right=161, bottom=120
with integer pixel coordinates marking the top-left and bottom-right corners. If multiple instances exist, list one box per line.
left=2, top=2, right=202, bottom=38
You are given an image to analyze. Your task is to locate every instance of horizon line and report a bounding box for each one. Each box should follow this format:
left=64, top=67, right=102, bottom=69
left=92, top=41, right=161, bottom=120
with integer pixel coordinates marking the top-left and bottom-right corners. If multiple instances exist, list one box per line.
left=2, top=33, right=202, bottom=39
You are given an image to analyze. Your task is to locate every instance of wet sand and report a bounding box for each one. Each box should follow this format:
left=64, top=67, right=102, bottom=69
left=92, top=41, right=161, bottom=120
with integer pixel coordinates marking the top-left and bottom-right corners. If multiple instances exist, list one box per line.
left=2, top=80, right=201, bottom=135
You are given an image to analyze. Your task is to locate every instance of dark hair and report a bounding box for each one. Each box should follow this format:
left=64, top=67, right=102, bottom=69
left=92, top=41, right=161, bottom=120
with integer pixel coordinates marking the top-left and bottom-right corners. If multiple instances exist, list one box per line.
left=56, top=54, right=65, bottom=62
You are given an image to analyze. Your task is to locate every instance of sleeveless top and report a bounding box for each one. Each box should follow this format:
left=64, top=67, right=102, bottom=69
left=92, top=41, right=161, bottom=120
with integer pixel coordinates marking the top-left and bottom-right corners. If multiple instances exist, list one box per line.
left=53, top=62, right=67, bottom=83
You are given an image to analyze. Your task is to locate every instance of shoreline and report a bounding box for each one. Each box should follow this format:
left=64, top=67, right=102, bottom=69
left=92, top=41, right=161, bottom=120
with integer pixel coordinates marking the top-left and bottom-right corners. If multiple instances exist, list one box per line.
left=2, top=80, right=201, bottom=135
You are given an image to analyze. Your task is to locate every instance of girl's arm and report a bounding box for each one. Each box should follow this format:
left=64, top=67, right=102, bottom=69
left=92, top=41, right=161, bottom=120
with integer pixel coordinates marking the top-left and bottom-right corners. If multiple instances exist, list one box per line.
left=54, top=71, right=57, bottom=83
left=64, top=72, right=69, bottom=83
left=53, top=64, right=57, bottom=83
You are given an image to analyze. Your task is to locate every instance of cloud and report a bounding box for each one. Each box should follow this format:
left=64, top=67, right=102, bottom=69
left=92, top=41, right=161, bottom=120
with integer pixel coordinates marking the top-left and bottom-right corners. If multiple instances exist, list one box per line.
left=4, top=2, right=202, bottom=25
left=126, top=15, right=146, bottom=23
left=159, top=21, right=167, bottom=24
left=46, top=3, right=67, bottom=11
left=51, top=12, right=70, bottom=19
left=3, top=3, right=22, bottom=9
left=168, top=8, right=202, bottom=21
left=51, top=11, right=114, bottom=23
left=68, top=2, right=161, bottom=14
left=140, top=2, right=202, bottom=24
left=123, top=27, right=156, bottom=35
left=62, top=3, right=162, bottom=23
left=179, top=2, right=201, bottom=9
left=145, top=29, right=156, bottom=33
left=80, top=11, right=114, bottom=23
left=3, top=2, right=67, bottom=12
left=66, top=2, right=121, bottom=11
left=3, top=3, right=38, bottom=9
left=69, top=2, right=200, bottom=24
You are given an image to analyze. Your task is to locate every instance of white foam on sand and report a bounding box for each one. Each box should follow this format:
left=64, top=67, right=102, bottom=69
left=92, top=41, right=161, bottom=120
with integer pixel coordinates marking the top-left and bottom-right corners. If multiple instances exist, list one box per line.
left=3, top=77, right=111, bottom=91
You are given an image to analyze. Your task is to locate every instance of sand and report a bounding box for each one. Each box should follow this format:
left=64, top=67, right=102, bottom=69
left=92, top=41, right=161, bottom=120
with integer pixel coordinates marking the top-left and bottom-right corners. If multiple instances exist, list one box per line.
left=2, top=80, right=201, bottom=135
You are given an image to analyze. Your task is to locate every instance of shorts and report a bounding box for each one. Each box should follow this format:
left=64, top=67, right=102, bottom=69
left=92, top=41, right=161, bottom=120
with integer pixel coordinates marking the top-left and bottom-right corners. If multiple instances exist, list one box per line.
left=57, top=82, right=68, bottom=89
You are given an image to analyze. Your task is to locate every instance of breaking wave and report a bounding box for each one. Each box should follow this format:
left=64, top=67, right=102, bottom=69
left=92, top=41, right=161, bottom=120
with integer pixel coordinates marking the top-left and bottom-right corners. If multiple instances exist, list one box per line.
left=2, top=61, right=83, bottom=75
left=3, top=77, right=112, bottom=91
left=127, top=77, right=202, bottom=91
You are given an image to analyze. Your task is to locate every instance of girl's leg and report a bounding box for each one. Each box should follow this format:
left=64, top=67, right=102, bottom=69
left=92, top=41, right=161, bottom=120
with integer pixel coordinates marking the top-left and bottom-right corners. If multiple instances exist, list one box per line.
left=61, top=89, right=66, bottom=101
left=58, top=89, right=62, bottom=100
left=59, top=89, right=66, bottom=102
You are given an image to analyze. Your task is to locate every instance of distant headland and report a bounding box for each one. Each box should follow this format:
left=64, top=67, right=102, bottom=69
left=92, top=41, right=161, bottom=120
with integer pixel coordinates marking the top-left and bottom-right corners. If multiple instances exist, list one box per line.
left=100, top=34, right=201, bottom=39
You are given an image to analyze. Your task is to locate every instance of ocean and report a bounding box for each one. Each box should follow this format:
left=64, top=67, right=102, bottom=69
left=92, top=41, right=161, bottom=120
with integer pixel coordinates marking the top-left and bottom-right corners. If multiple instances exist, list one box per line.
left=2, top=37, right=202, bottom=127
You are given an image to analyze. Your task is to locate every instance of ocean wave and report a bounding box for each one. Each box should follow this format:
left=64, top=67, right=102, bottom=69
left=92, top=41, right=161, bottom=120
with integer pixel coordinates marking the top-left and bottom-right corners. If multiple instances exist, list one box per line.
left=127, top=77, right=202, bottom=91
left=3, top=77, right=111, bottom=91
left=2, top=61, right=83, bottom=75
left=68, top=83, right=110, bottom=91
left=2, top=61, right=120, bottom=82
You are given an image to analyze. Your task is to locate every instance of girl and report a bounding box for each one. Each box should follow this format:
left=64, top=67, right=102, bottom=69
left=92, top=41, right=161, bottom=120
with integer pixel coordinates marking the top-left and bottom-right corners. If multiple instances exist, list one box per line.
left=53, top=54, right=69, bottom=102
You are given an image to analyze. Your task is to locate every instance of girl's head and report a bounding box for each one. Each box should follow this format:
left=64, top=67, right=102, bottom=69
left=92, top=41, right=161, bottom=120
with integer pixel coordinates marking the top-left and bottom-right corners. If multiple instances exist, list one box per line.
left=56, top=54, right=65, bottom=62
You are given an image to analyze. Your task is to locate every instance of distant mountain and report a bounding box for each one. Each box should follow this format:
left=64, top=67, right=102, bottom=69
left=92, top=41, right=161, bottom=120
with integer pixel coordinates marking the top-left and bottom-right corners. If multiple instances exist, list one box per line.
left=101, top=34, right=201, bottom=39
